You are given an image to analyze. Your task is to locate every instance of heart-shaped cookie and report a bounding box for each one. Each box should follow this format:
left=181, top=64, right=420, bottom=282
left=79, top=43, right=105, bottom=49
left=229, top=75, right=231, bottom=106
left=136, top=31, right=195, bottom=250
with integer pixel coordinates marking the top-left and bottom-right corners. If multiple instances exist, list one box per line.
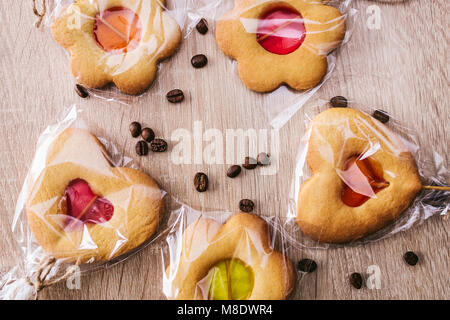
left=296, top=108, right=422, bottom=243
left=26, top=128, right=164, bottom=262
left=51, top=0, right=182, bottom=95
left=165, top=213, right=295, bottom=300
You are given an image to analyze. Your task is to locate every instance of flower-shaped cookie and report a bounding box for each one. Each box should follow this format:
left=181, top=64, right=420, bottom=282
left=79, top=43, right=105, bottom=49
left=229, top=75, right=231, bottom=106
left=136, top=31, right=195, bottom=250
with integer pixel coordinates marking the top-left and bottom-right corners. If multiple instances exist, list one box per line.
left=296, top=108, right=422, bottom=243
left=216, top=0, right=346, bottom=92
left=26, top=128, right=164, bottom=262
left=165, top=213, right=295, bottom=300
left=51, top=0, right=182, bottom=95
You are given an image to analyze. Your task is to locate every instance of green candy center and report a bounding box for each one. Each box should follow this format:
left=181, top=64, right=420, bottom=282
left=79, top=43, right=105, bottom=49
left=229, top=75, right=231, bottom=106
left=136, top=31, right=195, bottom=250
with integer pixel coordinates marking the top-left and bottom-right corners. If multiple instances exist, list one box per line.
left=208, top=259, right=254, bottom=300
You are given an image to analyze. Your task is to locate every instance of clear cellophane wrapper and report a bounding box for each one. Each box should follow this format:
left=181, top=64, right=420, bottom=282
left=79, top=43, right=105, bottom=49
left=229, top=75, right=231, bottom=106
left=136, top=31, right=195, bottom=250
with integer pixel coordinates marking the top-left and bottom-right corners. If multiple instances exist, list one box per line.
left=43, top=0, right=218, bottom=103
left=0, top=105, right=167, bottom=299
left=161, top=204, right=306, bottom=300
left=42, top=0, right=356, bottom=128
left=197, top=0, right=358, bottom=129
left=286, top=99, right=449, bottom=249
left=208, top=0, right=356, bottom=128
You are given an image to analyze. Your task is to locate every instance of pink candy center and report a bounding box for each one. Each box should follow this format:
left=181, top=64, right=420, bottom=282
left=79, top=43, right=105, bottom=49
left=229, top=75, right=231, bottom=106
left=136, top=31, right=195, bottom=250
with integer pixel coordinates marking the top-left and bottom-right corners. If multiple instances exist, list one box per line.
left=63, top=179, right=114, bottom=229
left=256, top=7, right=306, bottom=55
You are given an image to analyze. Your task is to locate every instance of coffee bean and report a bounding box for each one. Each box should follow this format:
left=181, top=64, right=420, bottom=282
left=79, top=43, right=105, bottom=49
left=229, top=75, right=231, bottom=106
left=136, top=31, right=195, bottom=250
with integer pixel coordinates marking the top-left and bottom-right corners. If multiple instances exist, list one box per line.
left=75, top=84, right=89, bottom=98
left=135, top=140, right=148, bottom=156
left=330, top=96, right=347, bottom=108
left=194, top=172, right=208, bottom=192
left=150, top=139, right=168, bottom=152
left=403, top=251, right=419, bottom=266
left=349, top=272, right=363, bottom=289
left=239, top=199, right=254, bottom=213
left=166, top=89, right=184, bottom=103
left=129, top=122, right=142, bottom=138
left=141, top=128, right=155, bottom=142
left=373, top=109, right=390, bottom=124
left=191, top=54, right=208, bottom=68
left=196, top=18, right=208, bottom=35
left=257, top=152, right=270, bottom=166
left=243, top=157, right=257, bottom=170
left=297, top=259, right=317, bottom=273
left=227, top=165, right=241, bottom=178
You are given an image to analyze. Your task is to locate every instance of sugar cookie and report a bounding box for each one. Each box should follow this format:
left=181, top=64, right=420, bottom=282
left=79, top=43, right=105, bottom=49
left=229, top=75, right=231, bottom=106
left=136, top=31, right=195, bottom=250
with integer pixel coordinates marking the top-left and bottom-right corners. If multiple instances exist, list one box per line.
left=51, top=0, right=182, bottom=95
left=26, top=128, right=164, bottom=262
left=216, top=0, right=346, bottom=92
left=296, top=108, right=422, bottom=243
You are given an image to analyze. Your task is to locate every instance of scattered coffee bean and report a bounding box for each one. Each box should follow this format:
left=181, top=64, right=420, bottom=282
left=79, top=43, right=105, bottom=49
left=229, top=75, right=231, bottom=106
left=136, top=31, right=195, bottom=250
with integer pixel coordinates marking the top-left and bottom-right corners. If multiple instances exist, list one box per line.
left=129, top=122, right=142, bottom=138
left=243, top=157, right=257, bottom=170
left=403, top=251, right=419, bottom=266
left=330, top=96, right=347, bottom=108
left=191, top=54, right=208, bottom=68
left=349, top=272, right=363, bottom=289
left=257, top=152, right=270, bottom=166
left=166, top=89, right=184, bottom=103
left=195, top=18, right=208, bottom=35
left=141, top=128, right=155, bottom=142
left=227, top=165, right=242, bottom=178
left=194, top=172, right=208, bottom=192
left=239, top=199, right=254, bottom=213
left=135, top=140, right=148, bottom=156
left=372, top=109, right=390, bottom=123
left=297, top=259, right=317, bottom=273
left=150, top=139, right=168, bottom=152
left=75, top=84, right=89, bottom=98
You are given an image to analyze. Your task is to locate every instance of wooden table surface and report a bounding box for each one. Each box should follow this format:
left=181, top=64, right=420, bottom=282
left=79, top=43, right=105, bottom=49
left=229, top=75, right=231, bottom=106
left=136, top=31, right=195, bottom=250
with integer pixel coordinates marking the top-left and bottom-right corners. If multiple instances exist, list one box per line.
left=0, top=0, right=448, bottom=300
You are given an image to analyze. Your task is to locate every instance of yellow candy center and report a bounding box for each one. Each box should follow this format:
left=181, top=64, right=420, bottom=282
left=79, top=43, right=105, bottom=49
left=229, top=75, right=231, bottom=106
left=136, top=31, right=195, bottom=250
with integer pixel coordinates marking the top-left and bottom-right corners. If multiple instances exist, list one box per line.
left=208, top=259, right=254, bottom=300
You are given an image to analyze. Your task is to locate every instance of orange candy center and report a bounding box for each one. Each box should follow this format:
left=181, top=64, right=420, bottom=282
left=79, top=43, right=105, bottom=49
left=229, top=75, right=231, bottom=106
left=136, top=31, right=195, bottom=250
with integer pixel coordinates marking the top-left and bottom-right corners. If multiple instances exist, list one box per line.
left=340, top=156, right=390, bottom=207
left=93, top=6, right=142, bottom=54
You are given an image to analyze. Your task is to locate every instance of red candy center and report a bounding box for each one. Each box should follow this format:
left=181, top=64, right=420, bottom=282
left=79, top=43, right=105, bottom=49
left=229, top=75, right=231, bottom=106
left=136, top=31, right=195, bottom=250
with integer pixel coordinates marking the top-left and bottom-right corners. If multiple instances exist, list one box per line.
left=93, top=6, right=142, bottom=54
left=256, top=7, right=306, bottom=55
left=62, top=179, right=114, bottom=229
left=340, top=156, right=390, bottom=207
